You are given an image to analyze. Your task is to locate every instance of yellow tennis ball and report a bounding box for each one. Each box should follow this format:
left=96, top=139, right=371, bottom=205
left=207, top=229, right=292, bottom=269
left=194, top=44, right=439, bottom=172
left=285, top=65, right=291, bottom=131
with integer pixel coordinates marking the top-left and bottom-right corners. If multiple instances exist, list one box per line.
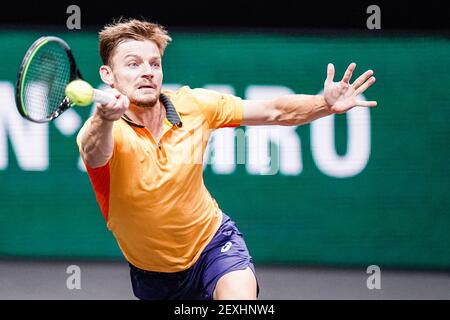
left=65, top=80, right=94, bottom=106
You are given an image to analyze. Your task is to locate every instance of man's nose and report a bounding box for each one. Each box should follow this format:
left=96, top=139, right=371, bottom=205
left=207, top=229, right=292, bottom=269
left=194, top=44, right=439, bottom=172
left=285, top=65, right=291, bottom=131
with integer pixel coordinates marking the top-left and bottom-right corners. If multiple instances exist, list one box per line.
left=141, top=63, right=155, bottom=77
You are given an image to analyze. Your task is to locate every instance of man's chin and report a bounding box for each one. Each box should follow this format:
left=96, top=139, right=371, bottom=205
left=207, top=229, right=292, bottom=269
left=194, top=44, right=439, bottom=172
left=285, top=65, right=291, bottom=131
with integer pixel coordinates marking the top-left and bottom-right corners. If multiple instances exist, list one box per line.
left=135, top=102, right=157, bottom=108
left=131, top=96, right=158, bottom=108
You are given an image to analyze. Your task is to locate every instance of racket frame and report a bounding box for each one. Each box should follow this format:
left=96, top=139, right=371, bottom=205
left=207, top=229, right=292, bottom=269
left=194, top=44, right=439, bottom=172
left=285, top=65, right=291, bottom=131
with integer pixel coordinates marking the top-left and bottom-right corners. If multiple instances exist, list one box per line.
left=15, top=36, right=83, bottom=123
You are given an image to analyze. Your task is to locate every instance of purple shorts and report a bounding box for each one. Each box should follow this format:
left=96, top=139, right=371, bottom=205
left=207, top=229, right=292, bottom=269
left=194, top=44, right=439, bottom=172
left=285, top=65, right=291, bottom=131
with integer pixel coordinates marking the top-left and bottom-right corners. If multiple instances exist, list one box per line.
left=129, top=212, right=259, bottom=300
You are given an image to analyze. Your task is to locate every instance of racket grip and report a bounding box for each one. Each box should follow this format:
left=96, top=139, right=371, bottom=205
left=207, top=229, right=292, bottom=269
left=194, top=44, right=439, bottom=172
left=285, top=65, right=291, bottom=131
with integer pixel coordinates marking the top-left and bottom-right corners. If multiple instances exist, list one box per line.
left=92, top=89, right=117, bottom=105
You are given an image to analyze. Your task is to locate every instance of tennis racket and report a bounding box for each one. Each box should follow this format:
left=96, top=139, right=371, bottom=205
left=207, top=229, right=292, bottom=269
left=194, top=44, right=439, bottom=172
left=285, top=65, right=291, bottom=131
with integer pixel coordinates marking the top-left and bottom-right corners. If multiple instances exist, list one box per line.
left=15, top=36, right=116, bottom=123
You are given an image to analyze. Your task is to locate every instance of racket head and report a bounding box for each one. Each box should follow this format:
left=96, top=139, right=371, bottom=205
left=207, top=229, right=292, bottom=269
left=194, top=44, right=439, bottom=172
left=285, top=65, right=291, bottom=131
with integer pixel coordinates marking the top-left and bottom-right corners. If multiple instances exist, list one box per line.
left=15, top=36, right=81, bottom=123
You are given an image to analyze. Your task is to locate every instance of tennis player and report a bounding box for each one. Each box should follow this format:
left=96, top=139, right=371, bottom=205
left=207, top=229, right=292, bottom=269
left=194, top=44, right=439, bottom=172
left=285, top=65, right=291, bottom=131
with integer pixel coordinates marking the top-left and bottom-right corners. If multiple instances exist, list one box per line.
left=77, top=19, right=377, bottom=300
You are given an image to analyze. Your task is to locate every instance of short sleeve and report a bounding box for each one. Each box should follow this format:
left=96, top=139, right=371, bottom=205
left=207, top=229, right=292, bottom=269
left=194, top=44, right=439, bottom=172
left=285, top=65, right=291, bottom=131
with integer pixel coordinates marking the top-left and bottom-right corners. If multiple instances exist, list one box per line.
left=190, top=88, right=244, bottom=129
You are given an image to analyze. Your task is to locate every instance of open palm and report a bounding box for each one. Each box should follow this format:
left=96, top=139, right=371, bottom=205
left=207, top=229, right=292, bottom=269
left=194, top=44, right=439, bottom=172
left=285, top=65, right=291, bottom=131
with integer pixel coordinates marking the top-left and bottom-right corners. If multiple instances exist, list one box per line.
left=324, top=63, right=377, bottom=114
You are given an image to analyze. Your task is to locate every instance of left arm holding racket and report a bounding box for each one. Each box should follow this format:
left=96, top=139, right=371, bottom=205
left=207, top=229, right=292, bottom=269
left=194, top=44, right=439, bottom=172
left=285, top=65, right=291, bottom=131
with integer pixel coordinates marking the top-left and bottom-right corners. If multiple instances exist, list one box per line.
left=15, top=36, right=128, bottom=168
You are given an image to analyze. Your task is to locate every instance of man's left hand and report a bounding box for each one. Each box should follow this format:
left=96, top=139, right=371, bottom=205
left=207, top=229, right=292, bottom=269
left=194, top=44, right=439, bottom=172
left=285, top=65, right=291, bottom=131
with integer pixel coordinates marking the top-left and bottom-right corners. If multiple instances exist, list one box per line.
left=324, top=63, right=377, bottom=114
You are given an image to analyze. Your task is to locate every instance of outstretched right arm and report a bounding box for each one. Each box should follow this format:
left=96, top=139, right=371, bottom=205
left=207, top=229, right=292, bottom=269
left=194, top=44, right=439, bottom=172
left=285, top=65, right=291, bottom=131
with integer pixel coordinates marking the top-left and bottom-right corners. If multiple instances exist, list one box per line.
left=78, top=90, right=129, bottom=168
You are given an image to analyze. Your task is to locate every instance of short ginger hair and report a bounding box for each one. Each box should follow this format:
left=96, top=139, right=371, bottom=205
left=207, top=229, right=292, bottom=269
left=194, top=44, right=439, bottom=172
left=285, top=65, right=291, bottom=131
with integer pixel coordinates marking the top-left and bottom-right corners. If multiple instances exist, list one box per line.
left=99, top=18, right=172, bottom=65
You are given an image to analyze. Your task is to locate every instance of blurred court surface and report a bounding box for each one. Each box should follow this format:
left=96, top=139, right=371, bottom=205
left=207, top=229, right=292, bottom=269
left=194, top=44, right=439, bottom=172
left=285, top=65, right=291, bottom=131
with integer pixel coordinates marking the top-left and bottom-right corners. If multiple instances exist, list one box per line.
left=0, top=259, right=448, bottom=300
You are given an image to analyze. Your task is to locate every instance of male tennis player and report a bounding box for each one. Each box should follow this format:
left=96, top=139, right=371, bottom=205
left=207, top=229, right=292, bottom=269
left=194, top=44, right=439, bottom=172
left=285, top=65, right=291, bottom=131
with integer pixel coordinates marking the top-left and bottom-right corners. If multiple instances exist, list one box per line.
left=77, top=19, right=377, bottom=300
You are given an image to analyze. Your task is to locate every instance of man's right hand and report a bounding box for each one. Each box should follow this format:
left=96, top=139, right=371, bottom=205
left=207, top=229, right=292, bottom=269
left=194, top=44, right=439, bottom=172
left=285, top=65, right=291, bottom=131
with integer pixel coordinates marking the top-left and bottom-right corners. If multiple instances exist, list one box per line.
left=95, top=88, right=130, bottom=122
left=78, top=88, right=129, bottom=168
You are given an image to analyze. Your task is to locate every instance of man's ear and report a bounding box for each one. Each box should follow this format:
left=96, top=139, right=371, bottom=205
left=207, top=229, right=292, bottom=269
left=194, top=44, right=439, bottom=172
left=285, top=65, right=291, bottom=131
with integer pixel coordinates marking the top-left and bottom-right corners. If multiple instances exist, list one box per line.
left=99, top=65, right=114, bottom=87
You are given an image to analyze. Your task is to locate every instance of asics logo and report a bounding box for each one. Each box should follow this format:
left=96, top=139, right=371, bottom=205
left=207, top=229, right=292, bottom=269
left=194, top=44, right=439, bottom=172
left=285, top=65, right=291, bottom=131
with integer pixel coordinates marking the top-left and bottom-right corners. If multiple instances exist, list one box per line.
left=221, top=241, right=232, bottom=253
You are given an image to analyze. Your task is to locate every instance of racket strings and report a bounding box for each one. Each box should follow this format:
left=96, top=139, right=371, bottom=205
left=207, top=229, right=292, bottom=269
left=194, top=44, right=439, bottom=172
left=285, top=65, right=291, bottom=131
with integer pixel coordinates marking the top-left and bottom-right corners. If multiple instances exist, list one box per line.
left=22, top=42, right=72, bottom=120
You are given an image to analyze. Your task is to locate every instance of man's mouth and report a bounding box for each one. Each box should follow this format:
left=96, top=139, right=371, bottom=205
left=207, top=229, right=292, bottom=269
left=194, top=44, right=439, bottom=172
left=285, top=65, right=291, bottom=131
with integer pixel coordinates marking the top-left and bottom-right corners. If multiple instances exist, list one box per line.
left=137, top=84, right=156, bottom=90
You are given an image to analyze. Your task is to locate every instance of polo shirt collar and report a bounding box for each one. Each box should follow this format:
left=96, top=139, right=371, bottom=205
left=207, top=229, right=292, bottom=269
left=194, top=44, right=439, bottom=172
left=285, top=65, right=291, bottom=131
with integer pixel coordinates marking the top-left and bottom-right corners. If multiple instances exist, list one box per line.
left=121, top=93, right=183, bottom=128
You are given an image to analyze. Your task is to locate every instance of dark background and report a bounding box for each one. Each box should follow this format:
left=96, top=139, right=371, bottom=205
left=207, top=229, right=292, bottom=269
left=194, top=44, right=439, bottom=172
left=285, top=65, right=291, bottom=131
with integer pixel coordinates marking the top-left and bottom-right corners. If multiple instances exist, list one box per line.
left=1, top=0, right=448, bottom=33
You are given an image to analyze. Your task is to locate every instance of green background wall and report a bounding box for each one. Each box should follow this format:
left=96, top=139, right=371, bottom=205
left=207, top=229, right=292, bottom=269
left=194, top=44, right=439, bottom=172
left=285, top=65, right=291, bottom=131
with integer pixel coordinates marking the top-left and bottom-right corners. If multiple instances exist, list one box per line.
left=0, top=31, right=449, bottom=269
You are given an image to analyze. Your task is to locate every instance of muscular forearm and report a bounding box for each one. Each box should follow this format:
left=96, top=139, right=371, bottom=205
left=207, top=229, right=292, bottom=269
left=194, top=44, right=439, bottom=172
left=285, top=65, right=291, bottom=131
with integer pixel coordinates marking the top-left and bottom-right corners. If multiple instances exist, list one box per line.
left=79, top=110, right=114, bottom=168
left=272, top=94, right=333, bottom=126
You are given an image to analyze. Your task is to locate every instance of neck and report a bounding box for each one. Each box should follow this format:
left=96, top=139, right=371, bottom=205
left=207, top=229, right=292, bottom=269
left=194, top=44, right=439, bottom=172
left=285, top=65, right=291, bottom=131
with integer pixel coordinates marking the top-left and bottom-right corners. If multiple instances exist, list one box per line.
left=127, top=99, right=165, bottom=129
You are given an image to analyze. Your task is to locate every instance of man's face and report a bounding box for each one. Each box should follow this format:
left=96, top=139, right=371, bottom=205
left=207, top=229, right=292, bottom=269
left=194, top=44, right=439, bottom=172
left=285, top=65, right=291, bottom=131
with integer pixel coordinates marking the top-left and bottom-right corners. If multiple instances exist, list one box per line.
left=110, top=40, right=163, bottom=108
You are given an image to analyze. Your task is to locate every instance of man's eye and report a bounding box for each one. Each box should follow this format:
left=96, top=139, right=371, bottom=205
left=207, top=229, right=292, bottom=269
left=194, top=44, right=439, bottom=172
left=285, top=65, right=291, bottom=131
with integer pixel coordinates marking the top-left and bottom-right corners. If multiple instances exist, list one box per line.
left=128, top=62, right=138, bottom=67
left=152, top=63, right=161, bottom=68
